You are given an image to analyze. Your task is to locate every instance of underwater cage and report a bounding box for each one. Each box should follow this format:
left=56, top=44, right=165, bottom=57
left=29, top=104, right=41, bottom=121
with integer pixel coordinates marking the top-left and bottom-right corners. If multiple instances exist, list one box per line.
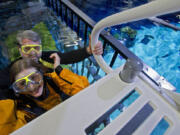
left=0, top=0, right=180, bottom=135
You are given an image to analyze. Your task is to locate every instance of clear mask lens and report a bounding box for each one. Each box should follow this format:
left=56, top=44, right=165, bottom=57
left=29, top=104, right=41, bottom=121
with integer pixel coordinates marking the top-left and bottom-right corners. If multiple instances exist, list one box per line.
left=12, top=72, right=42, bottom=93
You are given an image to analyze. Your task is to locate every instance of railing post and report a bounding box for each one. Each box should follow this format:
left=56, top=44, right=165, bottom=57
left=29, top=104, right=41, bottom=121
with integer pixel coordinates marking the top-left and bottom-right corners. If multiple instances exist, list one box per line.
left=77, top=16, right=80, bottom=36
left=52, top=0, right=55, bottom=11
left=59, top=0, right=62, bottom=20
left=102, top=41, right=107, bottom=56
left=84, top=24, right=88, bottom=45
left=70, top=10, right=74, bottom=30
left=47, top=0, right=50, bottom=6
left=55, top=0, right=58, bottom=15
left=80, top=24, right=88, bottom=75
left=110, top=51, right=118, bottom=67
left=64, top=5, right=68, bottom=24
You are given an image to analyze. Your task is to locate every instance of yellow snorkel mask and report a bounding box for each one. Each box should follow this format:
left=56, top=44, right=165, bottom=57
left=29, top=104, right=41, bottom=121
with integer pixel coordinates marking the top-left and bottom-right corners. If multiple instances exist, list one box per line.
left=21, top=44, right=42, bottom=54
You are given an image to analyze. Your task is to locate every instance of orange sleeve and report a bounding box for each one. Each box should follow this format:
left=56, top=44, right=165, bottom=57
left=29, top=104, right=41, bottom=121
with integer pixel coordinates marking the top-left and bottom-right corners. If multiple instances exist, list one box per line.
left=0, top=99, right=29, bottom=135
left=45, top=68, right=89, bottom=96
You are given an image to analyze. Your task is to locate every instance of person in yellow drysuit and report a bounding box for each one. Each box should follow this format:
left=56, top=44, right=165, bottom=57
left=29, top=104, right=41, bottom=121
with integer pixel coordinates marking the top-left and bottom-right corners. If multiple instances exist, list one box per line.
left=0, top=54, right=89, bottom=135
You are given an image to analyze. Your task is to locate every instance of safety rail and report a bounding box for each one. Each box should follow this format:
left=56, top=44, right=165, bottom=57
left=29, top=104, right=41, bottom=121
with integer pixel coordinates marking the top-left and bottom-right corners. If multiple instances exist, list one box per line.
left=44, top=0, right=176, bottom=91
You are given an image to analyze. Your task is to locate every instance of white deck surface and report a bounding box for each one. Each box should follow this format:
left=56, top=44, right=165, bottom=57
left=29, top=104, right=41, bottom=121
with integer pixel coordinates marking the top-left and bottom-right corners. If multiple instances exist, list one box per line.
left=11, top=67, right=180, bottom=135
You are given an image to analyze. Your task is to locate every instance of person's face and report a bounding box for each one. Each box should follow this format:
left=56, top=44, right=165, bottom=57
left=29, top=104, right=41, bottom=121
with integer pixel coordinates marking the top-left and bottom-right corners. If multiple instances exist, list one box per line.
left=19, top=38, right=42, bottom=62
left=14, top=67, right=44, bottom=97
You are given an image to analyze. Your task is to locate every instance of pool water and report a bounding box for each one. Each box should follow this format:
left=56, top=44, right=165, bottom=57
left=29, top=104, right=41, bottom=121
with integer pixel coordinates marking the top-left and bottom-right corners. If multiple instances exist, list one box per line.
left=70, top=0, right=180, bottom=92
left=131, top=24, right=180, bottom=91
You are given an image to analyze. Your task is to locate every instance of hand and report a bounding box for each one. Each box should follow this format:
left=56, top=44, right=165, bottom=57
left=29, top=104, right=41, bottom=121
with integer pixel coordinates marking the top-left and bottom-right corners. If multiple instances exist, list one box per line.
left=87, top=35, right=103, bottom=55
left=49, top=53, right=61, bottom=69
left=92, top=41, right=103, bottom=55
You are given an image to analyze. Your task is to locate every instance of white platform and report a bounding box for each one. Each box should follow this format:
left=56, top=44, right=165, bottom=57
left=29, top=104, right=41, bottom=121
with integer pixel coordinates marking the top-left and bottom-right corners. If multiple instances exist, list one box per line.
left=11, top=67, right=180, bottom=135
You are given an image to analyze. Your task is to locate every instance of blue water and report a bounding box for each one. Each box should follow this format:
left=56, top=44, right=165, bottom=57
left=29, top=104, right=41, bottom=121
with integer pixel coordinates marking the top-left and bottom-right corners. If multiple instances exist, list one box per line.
left=131, top=25, right=180, bottom=91
left=70, top=0, right=180, bottom=92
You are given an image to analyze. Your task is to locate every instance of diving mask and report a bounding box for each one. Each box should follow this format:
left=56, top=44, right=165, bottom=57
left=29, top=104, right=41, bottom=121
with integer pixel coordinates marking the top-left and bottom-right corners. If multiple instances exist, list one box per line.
left=21, top=44, right=42, bottom=54
left=12, top=71, right=43, bottom=93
